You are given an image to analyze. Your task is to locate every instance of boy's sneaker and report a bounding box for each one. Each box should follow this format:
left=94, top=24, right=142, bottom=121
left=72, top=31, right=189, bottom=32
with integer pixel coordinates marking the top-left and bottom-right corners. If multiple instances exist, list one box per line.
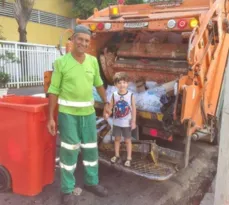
left=84, top=184, right=108, bottom=197
left=110, top=156, right=122, bottom=164
left=124, top=159, right=132, bottom=167
left=61, top=192, right=78, bottom=205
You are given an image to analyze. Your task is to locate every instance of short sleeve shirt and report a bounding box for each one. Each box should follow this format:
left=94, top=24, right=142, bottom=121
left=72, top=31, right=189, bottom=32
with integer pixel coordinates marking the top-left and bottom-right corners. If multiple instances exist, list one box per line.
left=48, top=52, right=103, bottom=116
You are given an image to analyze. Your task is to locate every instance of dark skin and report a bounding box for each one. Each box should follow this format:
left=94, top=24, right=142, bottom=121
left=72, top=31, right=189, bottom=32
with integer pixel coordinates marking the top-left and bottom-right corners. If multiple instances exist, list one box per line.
left=47, top=32, right=109, bottom=136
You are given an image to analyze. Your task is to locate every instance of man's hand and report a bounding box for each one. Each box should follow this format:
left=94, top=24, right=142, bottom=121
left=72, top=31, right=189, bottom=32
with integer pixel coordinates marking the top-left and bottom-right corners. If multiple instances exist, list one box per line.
left=48, top=94, right=58, bottom=136
left=103, top=103, right=111, bottom=120
left=47, top=119, right=56, bottom=136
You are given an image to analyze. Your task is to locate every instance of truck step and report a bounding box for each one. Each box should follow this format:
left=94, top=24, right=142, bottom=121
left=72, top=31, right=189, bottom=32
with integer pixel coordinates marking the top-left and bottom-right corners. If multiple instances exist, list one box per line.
left=99, top=151, right=176, bottom=181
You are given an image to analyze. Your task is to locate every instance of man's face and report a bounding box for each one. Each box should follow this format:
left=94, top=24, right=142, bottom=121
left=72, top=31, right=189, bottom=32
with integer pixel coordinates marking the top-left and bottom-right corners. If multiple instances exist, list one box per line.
left=72, top=33, right=91, bottom=54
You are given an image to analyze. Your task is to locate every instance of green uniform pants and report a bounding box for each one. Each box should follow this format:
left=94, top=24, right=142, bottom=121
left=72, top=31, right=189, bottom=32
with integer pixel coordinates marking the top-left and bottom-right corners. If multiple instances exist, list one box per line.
left=58, top=112, right=98, bottom=194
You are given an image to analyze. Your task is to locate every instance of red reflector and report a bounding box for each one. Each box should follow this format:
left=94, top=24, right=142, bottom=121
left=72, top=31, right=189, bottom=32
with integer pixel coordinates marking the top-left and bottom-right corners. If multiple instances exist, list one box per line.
left=97, top=23, right=104, bottom=30
left=150, top=129, right=158, bottom=137
left=177, top=19, right=187, bottom=29
left=118, top=0, right=125, bottom=4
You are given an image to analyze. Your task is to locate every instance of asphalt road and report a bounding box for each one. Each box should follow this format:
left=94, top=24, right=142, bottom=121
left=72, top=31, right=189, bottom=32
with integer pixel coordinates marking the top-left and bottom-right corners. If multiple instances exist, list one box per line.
left=0, top=87, right=218, bottom=205
left=8, top=86, right=44, bottom=96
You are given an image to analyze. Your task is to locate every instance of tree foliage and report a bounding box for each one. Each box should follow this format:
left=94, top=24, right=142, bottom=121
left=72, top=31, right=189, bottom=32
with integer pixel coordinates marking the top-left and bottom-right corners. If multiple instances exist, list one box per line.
left=13, top=0, right=35, bottom=42
left=66, top=0, right=144, bottom=19
left=1, top=0, right=35, bottom=42
left=0, top=25, right=5, bottom=40
left=0, top=51, right=20, bottom=88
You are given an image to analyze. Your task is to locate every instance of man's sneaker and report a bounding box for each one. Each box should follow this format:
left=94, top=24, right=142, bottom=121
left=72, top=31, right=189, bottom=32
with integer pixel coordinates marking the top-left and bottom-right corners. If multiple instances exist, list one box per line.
left=61, top=192, right=78, bottom=205
left=84, top=184, right=108, bottom=197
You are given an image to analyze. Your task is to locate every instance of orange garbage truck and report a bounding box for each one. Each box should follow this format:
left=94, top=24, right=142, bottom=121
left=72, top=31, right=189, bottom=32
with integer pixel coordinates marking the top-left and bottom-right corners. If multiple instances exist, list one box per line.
left=44, top=0, right=229, bottom=180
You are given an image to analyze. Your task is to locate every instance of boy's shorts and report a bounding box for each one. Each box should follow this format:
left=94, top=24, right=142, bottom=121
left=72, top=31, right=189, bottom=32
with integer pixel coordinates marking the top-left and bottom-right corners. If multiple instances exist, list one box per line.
left=112, top=125, right=131, bottom=138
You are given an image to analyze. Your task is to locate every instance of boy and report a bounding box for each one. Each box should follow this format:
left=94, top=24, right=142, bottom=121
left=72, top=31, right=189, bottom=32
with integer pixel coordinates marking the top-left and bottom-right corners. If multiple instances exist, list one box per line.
left=105, top=72, right=136, bottom=167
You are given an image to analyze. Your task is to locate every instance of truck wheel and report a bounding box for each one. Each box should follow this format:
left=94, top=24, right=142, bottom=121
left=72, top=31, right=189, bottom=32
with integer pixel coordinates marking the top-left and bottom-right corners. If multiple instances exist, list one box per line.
left=0, top=166, right=11, bottom=192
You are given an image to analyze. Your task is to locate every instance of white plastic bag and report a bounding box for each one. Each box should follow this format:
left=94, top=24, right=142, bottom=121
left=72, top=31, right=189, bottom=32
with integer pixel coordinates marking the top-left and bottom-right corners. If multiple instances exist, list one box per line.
left=145, top=81, right=158, bottom=89
left=93, top=87, right=102, bottom=102
left=93, top=83, right=165, bottom=113
left=134, top=92, right=162, bottom=113
left=106, top=85, right=117, bottom=101
left=128, top=82, right=137, bottom=93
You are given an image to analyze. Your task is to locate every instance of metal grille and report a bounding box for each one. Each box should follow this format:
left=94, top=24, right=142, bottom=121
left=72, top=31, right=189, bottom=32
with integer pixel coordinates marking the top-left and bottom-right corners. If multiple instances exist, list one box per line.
left=0, top=1, right=13, bottom=18
left=0, top=40, right=65, bottom=88
left=99, top=151, right=176, bottom=181
left=40, top=10, right=57, bottom=26
left=0, top=2, right=72, bottom=29
left=30, top=10, right=39, bottom=23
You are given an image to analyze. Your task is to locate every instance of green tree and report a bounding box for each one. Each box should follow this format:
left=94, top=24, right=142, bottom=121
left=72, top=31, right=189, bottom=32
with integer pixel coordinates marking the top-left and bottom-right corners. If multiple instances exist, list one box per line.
left=0, top=1, right=6, bottom=40
left=0, top=51, right=20, bottom=88
left=67, top=0, right=144, bottom=19
left=13, top=0, right=35, bottom=42
left=0, top=25, right=5, bottom=40
left=1, top=0, right=35, bottom=42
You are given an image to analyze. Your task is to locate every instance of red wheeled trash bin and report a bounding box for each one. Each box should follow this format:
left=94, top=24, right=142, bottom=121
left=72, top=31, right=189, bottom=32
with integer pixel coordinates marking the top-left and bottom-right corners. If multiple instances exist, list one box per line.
left=0, top=96, right=56, bottom=196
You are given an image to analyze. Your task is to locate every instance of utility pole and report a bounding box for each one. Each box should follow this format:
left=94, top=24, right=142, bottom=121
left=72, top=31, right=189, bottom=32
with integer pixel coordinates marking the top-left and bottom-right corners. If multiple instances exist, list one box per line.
left=214, top=48, right=229, bottom=205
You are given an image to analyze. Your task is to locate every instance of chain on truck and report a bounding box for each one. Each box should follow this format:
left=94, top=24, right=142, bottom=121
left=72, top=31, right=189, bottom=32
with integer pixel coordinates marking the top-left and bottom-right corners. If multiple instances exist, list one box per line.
left=44, top=0, right=229, bottom=180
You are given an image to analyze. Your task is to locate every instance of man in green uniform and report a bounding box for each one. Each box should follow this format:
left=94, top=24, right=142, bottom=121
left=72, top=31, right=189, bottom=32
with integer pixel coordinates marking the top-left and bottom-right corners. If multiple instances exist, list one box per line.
left=47, top=25, right=109, bottom=205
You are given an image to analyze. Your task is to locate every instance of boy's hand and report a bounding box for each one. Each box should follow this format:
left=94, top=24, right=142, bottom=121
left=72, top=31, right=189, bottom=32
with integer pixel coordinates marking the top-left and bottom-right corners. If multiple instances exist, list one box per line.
left=104, top=113, right=109, bottom=120
left=131, top=121, right=136, bottom=130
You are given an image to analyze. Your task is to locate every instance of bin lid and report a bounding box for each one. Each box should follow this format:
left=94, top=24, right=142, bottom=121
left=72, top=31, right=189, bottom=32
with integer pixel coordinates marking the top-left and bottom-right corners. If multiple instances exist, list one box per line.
left=0, top=96, right=49, bottom=113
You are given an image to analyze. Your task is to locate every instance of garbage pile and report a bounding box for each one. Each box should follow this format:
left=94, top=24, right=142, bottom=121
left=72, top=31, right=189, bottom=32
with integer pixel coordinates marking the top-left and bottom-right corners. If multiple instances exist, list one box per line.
left=93, top=80, right=176, bottom=113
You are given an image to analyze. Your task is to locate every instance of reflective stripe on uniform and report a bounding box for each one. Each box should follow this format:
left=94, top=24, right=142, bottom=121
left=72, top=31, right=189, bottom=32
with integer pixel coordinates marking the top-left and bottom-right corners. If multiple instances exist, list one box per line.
left=60, top=162, right=76, bottom=171
left=61, top=142, right=80, bottom=150
left=83, top=160, right=98, bottom=167
left=81, top=143, right=97, bottom=149
left=58, top=98, right=94, bottom=107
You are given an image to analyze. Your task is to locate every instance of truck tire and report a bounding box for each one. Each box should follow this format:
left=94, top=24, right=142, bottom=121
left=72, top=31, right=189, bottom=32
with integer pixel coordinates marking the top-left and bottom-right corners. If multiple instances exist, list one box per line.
left=0, top=166, right=11, bottom=192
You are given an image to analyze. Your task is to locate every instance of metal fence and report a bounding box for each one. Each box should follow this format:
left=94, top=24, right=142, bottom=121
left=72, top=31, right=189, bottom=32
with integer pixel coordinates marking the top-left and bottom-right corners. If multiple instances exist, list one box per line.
left=0, top=40, right=65, bottom=88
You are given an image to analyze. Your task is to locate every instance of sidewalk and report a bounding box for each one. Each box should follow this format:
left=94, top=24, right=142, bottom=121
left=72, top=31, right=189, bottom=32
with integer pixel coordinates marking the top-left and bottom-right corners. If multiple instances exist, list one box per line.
left=8, top=86, right=44, bottom=95
left=200, top=178, right=216, bottom=205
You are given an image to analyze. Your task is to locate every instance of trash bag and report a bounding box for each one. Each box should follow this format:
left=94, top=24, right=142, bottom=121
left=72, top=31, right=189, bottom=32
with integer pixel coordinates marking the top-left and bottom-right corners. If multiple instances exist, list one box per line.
left=147, top=86, right=166, bottom=98
left=145, top=81, right=157, bottom=89
left=106, top=85, right=117, bottom=101
left=93, top=87, right=102, bottom=102
left=93, top=82, right=168, bottom=113
left=134, top=92, right=162, bottom=113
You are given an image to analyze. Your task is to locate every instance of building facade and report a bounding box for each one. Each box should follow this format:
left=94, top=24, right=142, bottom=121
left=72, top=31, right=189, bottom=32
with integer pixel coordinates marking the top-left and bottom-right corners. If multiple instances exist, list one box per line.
left=0, top=0, right=74, bottom=45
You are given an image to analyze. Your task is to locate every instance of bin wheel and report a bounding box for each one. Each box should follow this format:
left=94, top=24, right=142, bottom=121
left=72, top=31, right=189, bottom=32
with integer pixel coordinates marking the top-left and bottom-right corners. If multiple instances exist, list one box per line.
left=0, top=166, right=11, bottom=192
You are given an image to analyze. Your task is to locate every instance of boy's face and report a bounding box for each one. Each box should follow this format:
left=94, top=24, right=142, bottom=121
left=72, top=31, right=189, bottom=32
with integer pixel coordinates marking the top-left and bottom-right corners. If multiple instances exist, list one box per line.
left=115, top=80, right=128, bottom=93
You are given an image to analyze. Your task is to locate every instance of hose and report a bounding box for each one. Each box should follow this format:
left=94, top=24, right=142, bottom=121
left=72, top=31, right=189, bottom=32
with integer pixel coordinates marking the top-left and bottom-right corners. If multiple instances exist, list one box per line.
left=59, top=29, right=74, bottom=55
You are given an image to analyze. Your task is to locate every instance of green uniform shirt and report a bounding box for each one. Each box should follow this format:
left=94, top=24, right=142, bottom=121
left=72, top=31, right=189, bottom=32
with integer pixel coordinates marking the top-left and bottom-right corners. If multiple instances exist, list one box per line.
left=48, top=52, right=103, bottom=116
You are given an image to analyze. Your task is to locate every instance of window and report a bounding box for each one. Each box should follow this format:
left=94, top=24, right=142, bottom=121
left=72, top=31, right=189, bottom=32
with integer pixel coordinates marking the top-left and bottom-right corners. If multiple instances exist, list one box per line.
left=0, top=2, right=73, bottom=29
